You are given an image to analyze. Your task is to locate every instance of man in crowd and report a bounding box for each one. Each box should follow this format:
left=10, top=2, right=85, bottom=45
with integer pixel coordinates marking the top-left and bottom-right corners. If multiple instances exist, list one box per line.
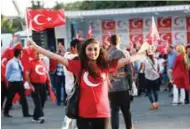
left=26, top=50, right=52, bottom=123
left=167, top=45, right=177, bottom=93
left=62, top=39, right=82, bottom=129
left=4, top=49, right=31, bottom=117
left=108, top=35, right=133, bottom=129
left=56, top=42, right=66, bottom=105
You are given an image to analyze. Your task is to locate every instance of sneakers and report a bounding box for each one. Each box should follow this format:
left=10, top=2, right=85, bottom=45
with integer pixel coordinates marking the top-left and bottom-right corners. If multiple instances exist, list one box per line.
left=150, top=102, right=159, bottom=110
left=32, top=117, right=45, bottom=124
left=4, top=114, right=13, bottom=118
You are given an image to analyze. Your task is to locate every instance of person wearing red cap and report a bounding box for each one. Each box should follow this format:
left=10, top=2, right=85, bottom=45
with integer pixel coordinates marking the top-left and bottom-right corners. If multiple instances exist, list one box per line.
left=25, top=50, right=52, bottom=123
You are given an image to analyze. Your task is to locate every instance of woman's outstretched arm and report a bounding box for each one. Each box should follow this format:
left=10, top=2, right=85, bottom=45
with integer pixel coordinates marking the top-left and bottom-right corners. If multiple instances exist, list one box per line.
left=28, top=39, right=68, bottom=67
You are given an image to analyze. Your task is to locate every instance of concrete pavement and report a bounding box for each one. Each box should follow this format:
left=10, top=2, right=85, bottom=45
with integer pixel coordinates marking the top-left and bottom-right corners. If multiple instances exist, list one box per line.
left=1, top=91, right=190, bottom=129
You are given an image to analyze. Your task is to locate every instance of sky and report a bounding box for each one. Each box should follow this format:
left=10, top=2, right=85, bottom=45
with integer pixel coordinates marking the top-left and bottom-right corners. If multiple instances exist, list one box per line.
left=1, top=0, right=84, bottom=17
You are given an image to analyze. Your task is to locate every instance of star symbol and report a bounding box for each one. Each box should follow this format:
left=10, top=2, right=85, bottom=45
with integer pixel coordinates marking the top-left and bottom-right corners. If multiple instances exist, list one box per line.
left=47, top=17, right=52, bottom=22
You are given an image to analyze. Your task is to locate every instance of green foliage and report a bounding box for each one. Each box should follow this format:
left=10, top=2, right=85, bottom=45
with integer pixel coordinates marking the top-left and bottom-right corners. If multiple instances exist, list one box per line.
left=1, top=16, right=16, bottom=33
left=1, top=15, right=23, bottom=33
left=53, top=1, right=189, bottom=11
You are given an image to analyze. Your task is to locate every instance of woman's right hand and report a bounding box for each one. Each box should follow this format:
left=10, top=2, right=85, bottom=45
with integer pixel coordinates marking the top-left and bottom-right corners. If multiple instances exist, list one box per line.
left=27, top=39, right=37, bottom=48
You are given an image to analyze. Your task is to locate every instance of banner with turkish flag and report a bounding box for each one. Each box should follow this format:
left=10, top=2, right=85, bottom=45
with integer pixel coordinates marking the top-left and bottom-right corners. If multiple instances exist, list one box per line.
left=159, top=32, right=172, bottom=45
left=129, top=18, right=143, bottom=33
left=186, top=16, right=190, bottom=32
left=26, top=9, right=66, bottom=31
left=157, top=17, right=172, bottom=32
left=129, top=34, right=143, bottom=45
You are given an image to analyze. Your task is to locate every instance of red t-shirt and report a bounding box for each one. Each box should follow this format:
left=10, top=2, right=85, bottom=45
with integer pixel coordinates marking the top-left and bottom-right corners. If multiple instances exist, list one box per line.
left=27, top=60, right=48, bottom=84
left=67, top=60, right=118, bottom=118
left=50, top=59, right=58, bottom=73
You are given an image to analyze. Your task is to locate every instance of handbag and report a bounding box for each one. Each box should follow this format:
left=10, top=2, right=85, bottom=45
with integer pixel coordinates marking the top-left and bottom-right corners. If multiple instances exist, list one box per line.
left=65, top=58, right=81, bottom=119
left=65, top=77, right=80, bottom=119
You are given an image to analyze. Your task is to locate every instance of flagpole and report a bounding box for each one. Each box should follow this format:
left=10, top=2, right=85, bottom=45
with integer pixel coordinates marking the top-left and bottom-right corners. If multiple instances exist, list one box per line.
left=151, top=16, right=154, bottom=45
left=25, top=9, right=30, bottom=39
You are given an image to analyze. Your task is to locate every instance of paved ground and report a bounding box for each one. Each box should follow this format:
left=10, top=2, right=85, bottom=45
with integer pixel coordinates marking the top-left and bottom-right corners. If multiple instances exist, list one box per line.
left=1, top=91, right=190, bottom=129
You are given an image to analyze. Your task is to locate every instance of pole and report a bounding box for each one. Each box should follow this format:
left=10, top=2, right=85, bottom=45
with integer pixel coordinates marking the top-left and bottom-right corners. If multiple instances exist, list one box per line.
left=25, top=9, right=30, bottom=39
left=151, top=16, right=154, bottom=45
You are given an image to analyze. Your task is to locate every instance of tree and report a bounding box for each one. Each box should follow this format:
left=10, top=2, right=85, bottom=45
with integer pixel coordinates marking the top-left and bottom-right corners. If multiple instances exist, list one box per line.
left=53, top=1, right=188, bottom=11
left=1, top=15, right=17, bottom=33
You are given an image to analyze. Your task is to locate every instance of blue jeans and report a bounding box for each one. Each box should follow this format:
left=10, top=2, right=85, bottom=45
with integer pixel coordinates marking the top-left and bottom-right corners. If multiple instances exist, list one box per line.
left=146, top=79, right=158, bottom=104
left=55, top=75, right=65, bottom=105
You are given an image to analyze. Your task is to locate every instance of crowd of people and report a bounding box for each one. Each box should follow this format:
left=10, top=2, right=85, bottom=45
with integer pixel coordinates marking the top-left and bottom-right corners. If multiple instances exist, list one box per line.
left=1, top=34, right=190, bottom=129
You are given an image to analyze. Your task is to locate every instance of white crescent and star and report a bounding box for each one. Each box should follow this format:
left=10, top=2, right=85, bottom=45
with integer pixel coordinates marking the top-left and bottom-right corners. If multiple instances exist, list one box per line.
left=132, top=35, right=141, bottom=42
left=160, top=34, right=170, bottom=41
left=145, top=19, right=151, bottom=27
left=132, top=19, right=141, bottom=28
left=33, top=14, right=45, bottom=25
left=35, top=65, right=46, bottom=75
left=160, top=17, right=170, bottom=27
left=33, top=14, right=53, bottom=25
left=1, top=58, right=7, bottom=68
left=104, top=21, right=113, bottom=29
left=104, top=36, right=110, bottom=46
left=174, top=17, right=184, bottom=26
left=118, top=20, right=127, bottom=28
left=175, top=32, right=184, bottom=40
left=83, top=72, right=100, bottom=87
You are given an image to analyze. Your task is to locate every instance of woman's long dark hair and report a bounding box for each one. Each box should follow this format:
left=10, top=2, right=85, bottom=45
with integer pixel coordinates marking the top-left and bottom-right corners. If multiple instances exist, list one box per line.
left=79, top=38, right=109, bottom=79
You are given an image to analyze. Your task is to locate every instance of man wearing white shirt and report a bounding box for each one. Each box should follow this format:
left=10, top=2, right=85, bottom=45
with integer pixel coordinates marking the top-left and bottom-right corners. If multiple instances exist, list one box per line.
left=62, top=39, right=82, bottom=129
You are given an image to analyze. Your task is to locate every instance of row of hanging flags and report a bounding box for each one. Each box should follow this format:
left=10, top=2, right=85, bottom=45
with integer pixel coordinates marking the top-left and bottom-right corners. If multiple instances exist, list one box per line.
left=25, top=8, right=160, bottom=47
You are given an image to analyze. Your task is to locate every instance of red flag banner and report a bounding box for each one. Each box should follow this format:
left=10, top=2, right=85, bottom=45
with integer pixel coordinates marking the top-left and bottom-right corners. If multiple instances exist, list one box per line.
left=49, top=88, right=56, bottom=103
left=157, top=17, right=172, bottom=32
left=26, top=9, right=66, bottom=31
left=87, top=24, right=92, bottom=38
left=146, top=17, right=160, bottom=45
left=129, top=18, right=143, bottom=33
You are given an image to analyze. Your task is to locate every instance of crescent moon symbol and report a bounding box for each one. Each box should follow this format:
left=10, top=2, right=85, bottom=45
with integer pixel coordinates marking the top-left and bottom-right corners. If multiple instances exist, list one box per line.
left=104, top=36, right=110, bottom=46
left=160, top=17, right=170, bottom=27
left=146, top=19, right=151, bottom=27
left=35, top=65, right=46, bottom=75
left=118, top=20, right=127, bottom=28
left=33, top=14, right=45, bottom=25
left=132, top=20, right=140, bottom=28
left=83, top=72, right=100, bottom=87
left=103, top=21, right=110, bottom=29
left=132, top=35, right=139, bottom=42
left=175, top=32, right=183, bottom=40
left=1, top=58, right=7, bottom=68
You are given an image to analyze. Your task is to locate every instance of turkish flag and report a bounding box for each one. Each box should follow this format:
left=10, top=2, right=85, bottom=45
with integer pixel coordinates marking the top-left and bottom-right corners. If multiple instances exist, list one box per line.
left=87, top=25, right=92, bottom=38
left=26, top=9, right=66, bottom=31
left=76, top=30, right=83, bottom=40
left=49, top=87, right=56, bottom=103
left=146, top=17, right=160, bottom=45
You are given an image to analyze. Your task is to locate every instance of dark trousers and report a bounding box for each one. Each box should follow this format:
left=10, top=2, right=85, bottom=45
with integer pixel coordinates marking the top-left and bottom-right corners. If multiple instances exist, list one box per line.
left=146, top=79, right=158, bottom=104
left=1, top=81, right=8, bottom=109
left=109, top=90, right=132, bottom=129
left=77, top=117, right=109, bottom=129
left=138, top=73, right=146, bottom=95
left=31, top=83, right=47, bottom=120
left=49, top=72, right=56, bottom=91
left=4, top=81, right=29, bottom=116
left=185, top=89, right=189, bottom=103
left=55, top=75, right=66, bottom=104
